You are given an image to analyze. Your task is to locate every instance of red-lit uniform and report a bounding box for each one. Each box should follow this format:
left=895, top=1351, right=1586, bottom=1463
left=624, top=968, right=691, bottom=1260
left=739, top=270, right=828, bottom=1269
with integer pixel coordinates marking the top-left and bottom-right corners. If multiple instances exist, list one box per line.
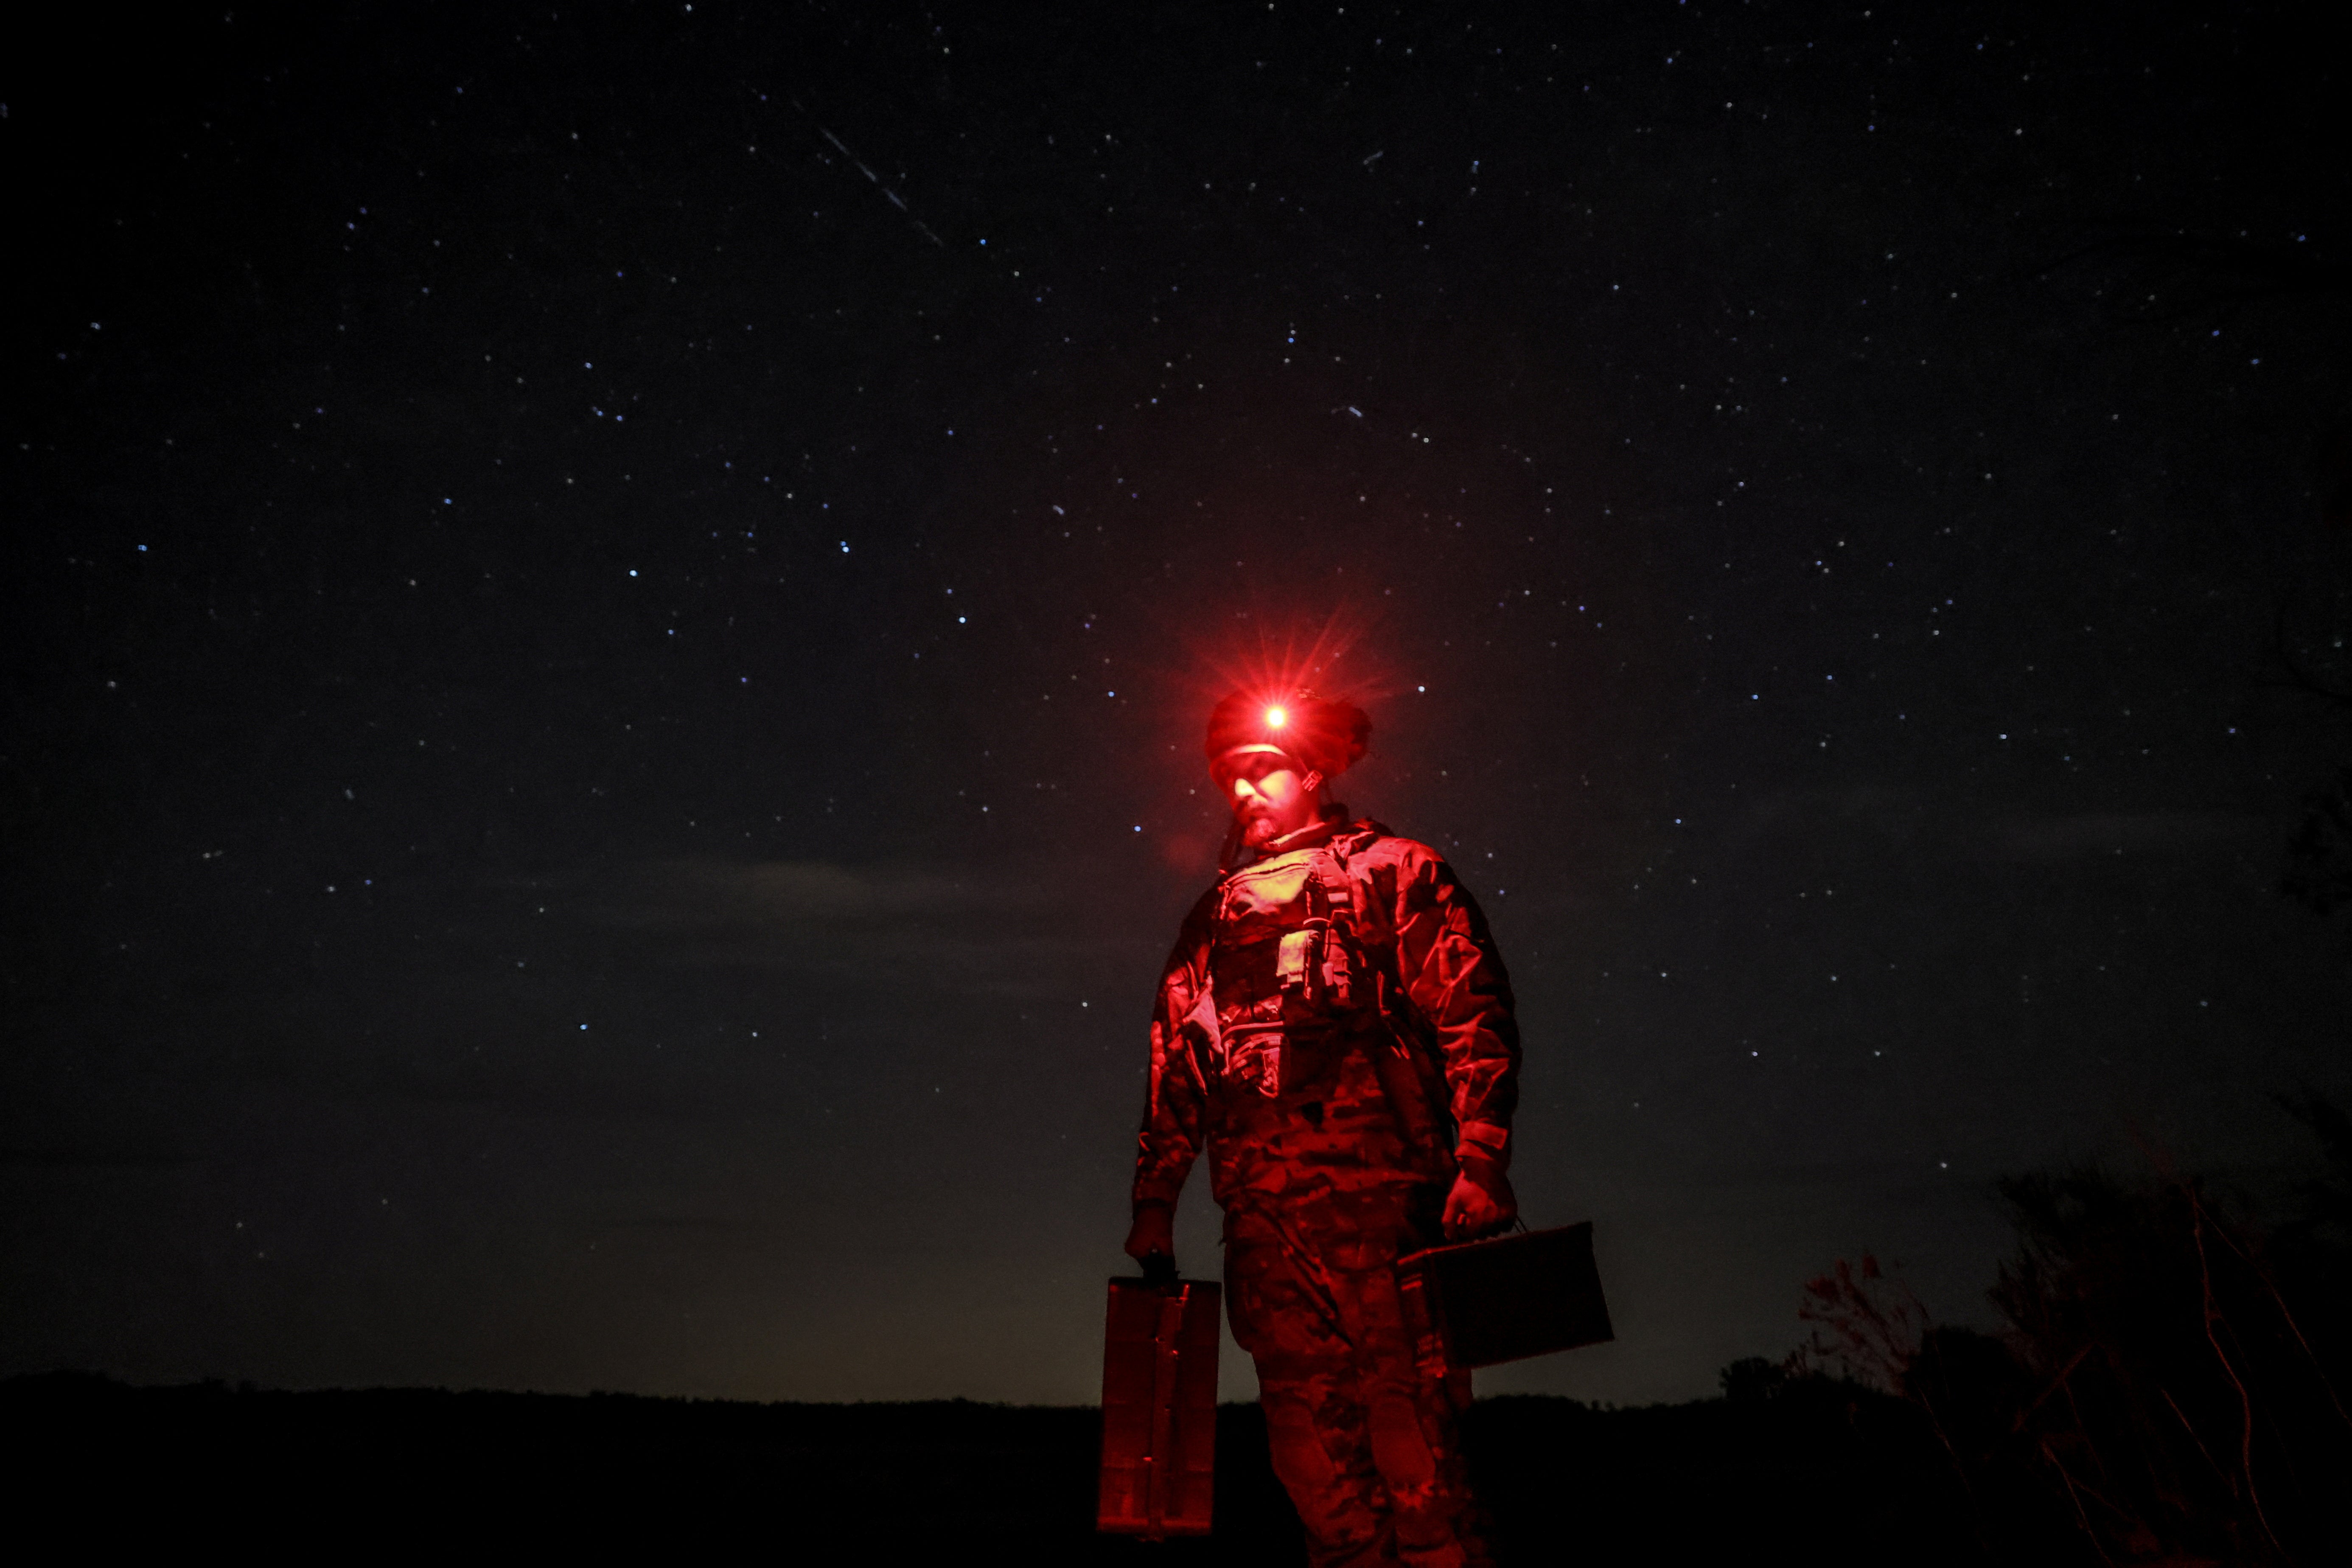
left=1133, top=811, right=1519, bottom=1568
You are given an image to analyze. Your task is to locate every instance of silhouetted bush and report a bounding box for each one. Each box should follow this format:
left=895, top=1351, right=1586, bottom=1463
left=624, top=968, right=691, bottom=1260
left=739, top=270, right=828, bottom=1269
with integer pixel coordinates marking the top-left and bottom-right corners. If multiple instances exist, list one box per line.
left=1985, top=1161, right=2351, bottom=1565
left=1786, top=1108, right=2352, bottom=1564
left=1718, top=1355, right=1788, bottom=1405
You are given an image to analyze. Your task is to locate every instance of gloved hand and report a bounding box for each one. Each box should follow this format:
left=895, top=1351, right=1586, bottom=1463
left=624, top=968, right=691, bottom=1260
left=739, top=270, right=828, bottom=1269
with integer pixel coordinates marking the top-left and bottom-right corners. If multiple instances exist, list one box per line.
left=1442, top=1156, right=1517, bottom=1242
left=1124, top=1203, right=1175, bottom=1268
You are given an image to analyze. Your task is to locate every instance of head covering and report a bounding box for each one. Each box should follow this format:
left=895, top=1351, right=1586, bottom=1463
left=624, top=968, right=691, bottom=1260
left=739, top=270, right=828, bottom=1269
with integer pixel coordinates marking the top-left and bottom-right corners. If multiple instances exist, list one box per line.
left=1204, top=690, right=1371, bottom=782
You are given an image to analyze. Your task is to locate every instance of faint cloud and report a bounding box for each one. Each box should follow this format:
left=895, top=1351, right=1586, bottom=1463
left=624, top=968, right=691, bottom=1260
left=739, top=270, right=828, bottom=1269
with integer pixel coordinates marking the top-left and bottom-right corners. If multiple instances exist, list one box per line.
left=1986, top=811, right=2257, bottom=862
left=1730, top=790, right=2261, bottom=868
left=0, top=1145, right=196, bottom=1169
left=661, top=858, right=998, bottom=921
left=579, top=857, right=1141, bottom=990
left=1732, top=785, right=1930, bottom=847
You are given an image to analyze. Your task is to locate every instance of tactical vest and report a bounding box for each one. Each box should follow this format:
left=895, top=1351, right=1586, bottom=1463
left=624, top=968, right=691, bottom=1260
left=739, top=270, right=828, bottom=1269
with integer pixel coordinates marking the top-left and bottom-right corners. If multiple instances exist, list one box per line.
left=1208, top=842, right=1377, bottom=1098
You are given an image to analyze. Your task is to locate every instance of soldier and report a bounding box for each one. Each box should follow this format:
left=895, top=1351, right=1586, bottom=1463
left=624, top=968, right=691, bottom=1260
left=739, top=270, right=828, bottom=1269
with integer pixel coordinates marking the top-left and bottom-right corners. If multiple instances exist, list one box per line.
left=1124, top=690, right=1522, bottom=1568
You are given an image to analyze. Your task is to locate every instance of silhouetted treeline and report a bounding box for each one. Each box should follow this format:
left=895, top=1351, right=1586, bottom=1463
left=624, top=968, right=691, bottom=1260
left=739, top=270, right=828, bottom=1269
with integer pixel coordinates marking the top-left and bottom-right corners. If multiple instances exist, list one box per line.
left=11, top=1110, right=2344, bottom=1562
left=0, top=1373, right=1984, bottom=1562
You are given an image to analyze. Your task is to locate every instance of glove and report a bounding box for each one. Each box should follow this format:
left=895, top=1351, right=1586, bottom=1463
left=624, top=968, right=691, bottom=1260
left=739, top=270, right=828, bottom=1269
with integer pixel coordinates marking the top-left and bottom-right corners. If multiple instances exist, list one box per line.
left=1441, top=1155, right=1516, bottom=1242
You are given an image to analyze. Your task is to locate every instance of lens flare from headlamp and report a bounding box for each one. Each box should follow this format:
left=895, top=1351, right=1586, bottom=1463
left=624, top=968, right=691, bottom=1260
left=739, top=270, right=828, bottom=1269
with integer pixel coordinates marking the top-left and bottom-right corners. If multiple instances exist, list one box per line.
left=1204, top=688, right=1372, bottom=786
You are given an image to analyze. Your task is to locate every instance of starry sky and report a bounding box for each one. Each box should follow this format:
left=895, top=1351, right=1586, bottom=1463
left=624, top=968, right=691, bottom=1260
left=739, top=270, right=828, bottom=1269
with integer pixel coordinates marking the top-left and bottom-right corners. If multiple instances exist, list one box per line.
left=5, top=3, right=2348, bottom=1407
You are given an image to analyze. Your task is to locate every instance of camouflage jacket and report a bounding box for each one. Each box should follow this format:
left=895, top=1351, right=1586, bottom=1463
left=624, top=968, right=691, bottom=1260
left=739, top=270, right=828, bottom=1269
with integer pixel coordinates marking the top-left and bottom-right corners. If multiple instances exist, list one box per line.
left=1131, top=816, right=1521, bottom=1216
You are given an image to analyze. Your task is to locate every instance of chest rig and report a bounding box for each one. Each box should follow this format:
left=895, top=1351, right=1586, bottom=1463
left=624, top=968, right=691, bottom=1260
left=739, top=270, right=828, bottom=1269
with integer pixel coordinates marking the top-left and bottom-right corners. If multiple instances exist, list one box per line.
left=1208, top=841, right=1376, bottom=1098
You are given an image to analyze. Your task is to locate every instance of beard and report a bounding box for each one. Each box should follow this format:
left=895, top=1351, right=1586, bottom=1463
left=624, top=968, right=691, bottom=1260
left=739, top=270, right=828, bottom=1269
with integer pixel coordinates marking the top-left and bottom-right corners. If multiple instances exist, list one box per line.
left=1239, top=809, right=1281, bottom=848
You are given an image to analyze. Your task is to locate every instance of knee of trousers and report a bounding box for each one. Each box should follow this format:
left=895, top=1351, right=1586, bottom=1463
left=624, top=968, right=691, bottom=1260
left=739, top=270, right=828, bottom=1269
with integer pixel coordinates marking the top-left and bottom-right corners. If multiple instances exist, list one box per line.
left=1362, top=1386, right=1444, bottom=1498
left=1255, top=1372, right=1384, bottom=1542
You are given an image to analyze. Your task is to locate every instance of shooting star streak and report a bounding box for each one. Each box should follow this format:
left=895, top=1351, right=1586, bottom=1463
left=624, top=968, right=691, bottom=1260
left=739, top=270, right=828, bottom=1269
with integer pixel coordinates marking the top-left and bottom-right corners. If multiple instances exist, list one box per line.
left=817, top=125, right=944, bottom=247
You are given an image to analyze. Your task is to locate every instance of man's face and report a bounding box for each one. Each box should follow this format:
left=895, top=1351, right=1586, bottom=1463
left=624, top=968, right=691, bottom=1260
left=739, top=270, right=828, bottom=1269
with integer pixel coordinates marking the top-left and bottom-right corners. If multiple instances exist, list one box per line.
left=1216, top=748, right=1322, bottom=848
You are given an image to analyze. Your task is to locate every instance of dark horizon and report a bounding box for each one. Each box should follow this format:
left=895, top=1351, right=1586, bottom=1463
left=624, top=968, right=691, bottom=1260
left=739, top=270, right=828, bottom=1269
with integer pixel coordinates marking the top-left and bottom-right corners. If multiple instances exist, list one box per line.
left=4, top=2, right=2347, bottom=1408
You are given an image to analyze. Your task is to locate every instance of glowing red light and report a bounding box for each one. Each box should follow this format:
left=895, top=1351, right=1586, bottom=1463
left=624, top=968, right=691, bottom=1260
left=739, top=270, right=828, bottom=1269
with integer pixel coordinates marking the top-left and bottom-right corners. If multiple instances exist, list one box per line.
left=1265, top=706, right=1288, bottom=729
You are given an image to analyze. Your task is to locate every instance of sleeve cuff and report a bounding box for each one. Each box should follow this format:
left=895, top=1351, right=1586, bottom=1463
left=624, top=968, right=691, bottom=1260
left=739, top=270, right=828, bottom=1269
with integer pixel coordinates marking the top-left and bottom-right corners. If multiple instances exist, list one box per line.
left=1455, top=1119, right=1511, bottom=1170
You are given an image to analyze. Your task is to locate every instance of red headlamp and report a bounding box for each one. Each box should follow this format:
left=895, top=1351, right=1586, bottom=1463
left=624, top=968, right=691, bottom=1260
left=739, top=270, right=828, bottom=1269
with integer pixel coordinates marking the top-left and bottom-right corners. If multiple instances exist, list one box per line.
left=1203, top=690, right=1371, bottom=782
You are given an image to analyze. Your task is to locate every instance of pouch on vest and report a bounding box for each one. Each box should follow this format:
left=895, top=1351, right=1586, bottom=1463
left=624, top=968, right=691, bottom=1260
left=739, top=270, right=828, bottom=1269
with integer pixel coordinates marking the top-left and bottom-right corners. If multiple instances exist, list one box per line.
left=1275, top=861, right=1365, bottom=1018
left=1275, top=923, right=1325, bottom=1003
left=1096, top=1271, right=1220, bottom=1538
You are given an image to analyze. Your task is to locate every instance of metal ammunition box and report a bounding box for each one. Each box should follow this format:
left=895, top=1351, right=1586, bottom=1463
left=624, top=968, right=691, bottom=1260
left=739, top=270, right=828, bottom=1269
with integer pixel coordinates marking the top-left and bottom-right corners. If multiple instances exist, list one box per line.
left=1096, top=1277, right=1221, bottom=1537
left=1396, top=1222, right=1613, bottom=1371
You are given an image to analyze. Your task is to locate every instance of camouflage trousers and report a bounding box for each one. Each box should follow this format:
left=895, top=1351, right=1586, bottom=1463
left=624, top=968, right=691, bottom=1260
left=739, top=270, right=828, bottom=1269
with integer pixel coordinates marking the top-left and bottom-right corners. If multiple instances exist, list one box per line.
left=1224, top=1193, right=1494, bottom=1568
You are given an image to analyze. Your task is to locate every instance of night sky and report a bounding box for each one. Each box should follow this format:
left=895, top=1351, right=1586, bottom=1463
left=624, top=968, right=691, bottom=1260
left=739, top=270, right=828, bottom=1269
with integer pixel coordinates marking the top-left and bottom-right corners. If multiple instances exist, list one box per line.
left=6, top=3, right=2348, bottom=1409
